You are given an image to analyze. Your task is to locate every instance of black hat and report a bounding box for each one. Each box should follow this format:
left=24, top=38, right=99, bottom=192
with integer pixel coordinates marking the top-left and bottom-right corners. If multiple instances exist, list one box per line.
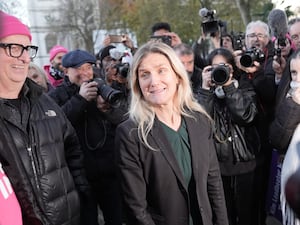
left=62, top=49, right=96, bottom=68
left=98, top=45, right=116, bottom=62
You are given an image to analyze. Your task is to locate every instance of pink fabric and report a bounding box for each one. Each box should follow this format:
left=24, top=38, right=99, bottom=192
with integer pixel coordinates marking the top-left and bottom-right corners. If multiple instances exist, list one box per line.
left=49, top=45, right=68, bottom=62
left=0, top=163, right=22, bottom=225
left=0, top=10, right=31, bottom=41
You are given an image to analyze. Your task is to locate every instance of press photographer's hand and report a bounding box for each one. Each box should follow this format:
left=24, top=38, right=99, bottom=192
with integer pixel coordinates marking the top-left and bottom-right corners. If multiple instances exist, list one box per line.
left=202, top=66, right=213, bottom=90
left=163, top=32, right=182, bottom=46
left=234, top=50, right=260, bottom=74
left=273, top=55, right=286, bottom=76
left=79, top=81, right=98, bottom=101
left=96, top=95, right=111, bottom=112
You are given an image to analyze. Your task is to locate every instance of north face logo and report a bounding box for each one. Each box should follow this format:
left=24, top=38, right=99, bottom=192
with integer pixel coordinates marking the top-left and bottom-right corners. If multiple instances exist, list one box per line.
left=45, top=110, right=57, bottom=117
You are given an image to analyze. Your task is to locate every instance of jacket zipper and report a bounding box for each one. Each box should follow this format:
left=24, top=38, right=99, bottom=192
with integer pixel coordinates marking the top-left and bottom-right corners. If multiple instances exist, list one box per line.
left=27, top=147, right=40, bottom=190
left=27, top=122, right=41, bottom=191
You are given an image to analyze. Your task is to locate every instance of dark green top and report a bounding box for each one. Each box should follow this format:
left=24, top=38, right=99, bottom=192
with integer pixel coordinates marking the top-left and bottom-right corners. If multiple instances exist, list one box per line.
left=160, top=118, right=194, bottom=225
left=159, top=118, right=192, bottom=186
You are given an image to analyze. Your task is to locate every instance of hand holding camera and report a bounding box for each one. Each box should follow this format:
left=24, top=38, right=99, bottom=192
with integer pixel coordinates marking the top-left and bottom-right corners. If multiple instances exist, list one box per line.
left=106, top=34, right=134, bottom=50
left=150, top=32, right=182, bottom=47
left=202, top=66, right=214, bottom=90
left=96, top=95, right=111, bottom=112
left=272, top=54, right=286, bottom=78
left=202, top=64, right=232, bottom=89
left=93, top=78, right=124, bottom=108
left=239, top=47, right=265, bottom=68
left=79, top=81, right=98, bottom=102
left=109, top=34, right=127, bottom=43
left=234, top=49, right=261, bottom=74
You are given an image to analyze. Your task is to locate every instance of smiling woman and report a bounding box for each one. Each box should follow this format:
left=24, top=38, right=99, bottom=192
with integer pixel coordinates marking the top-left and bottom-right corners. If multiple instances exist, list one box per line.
left=115, top=42, right=229, bottom=225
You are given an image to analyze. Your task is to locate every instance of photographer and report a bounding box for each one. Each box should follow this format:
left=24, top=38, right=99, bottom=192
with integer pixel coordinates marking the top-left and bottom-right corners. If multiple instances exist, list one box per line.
left=234, top=20, right=277, bottom=225
left=151, top=22, right=182, bottom=47
left=272, top=34, right=295, bottom=84
left=192, top=8, right=226, bottom=67
left=48, top=49, right=128, bottom=225
left=197, top=48, right=259, bottom=225
left=98, top=45, right=131, bottom=98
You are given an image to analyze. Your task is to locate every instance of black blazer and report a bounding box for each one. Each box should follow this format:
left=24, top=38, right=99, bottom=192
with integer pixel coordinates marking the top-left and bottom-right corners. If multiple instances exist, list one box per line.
left=115, top=111, right=228, bottom=225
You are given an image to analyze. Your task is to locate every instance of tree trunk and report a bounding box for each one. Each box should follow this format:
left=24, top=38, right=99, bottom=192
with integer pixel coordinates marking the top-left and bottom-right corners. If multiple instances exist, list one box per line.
left=234, top=0, right=252, bottom=26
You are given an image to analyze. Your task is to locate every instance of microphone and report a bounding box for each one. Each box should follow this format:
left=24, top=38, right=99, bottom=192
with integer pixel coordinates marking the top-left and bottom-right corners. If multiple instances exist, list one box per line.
left=199, top=8, right=209, bottom=17
left=267, top=9, right=288, bottom=46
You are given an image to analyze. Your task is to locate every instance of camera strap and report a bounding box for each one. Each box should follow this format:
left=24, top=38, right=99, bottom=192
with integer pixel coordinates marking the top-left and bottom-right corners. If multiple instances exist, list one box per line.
left=214, top=79, right=239, bottom=99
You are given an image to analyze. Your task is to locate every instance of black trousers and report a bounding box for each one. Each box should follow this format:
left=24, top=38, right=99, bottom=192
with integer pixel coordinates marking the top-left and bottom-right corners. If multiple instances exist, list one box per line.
left=222, top=171, right=255, bottom=225
left=81, top=175, right=123, bottom=225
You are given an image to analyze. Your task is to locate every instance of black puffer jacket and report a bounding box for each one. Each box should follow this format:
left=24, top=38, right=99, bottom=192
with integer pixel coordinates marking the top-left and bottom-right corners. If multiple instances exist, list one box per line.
left=0, top=79, right=85, bottom=225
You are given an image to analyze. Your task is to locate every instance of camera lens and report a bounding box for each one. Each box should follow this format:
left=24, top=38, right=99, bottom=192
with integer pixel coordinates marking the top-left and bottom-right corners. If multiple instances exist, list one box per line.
left=211, top=65, right=230, bottom=85
left=240, top=54, right=253, bottom=67
left=114, top=63, right=129, bottom=78
left=93, top=78, right=124, bottom=107
left=240, top=48, right=265, bottom=67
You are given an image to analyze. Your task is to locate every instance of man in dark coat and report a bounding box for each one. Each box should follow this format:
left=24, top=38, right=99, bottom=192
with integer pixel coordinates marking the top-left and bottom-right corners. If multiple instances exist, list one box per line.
left=48, top=49, right=128, bottom=225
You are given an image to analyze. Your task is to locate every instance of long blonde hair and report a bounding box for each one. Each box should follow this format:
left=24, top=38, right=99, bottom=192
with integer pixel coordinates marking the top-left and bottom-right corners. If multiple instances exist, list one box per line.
left=129, top=42, right=209, bottom=149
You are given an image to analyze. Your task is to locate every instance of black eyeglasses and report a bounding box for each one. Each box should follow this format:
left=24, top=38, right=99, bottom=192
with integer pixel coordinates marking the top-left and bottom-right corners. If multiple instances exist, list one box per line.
left=0, top=43, right=38, bottom=59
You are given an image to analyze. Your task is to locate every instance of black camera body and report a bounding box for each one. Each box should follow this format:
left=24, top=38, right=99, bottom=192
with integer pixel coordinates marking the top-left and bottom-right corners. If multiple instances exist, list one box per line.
left=275, top=48, right=281, bottom=58
left=240, top=47, right=265, bottom=67
left=202, top=20, right=219, bottom=36
left=114, top=62, right=130, bottom=78
left=232, top=32, right=245, bottom=50
left=277, top=36, right=287, bottom=47
left=199, top=8, right=219, bottom=36
left=93, top=78, right=124, bottom=107
left=211, top=64, right=230, bottom=85
left=150, top=35, right=172, bottom=46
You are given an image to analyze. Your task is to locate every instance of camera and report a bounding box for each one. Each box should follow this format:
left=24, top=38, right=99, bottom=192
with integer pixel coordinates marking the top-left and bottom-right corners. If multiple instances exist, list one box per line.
left=109, top=34, right=126, bottom=43
left=93, top=78, right=124, bottom=107
left=275, top=48, right=281, bottom=58
left=240, top=47, right=265, bottom=67
left=277, top=36, right=287, bottom=47
left=114, top=62, right=130, bottom=78
left=199, top=8, right=220, bottom=36
left=232, top=32, right=245, bottom=50
left=150, top=35, right=172, bottom=46
left=211, top=64, right=230, bottom=85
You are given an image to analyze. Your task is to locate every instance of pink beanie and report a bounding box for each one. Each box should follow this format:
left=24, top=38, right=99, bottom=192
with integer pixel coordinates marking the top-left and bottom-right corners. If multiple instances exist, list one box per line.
left=0, top=10, right=32, bottom=41
left=49, top=45, right=68, bottom=62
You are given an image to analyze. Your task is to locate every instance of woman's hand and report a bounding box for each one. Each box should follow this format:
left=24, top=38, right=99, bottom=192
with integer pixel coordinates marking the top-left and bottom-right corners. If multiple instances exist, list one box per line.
left=202, top=66, right=214, bottom=90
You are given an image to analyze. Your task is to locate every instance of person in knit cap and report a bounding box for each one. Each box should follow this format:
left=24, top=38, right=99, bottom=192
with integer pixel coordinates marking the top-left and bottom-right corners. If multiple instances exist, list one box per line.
left=0, top=10, right=89, bottom=225
left=44, top=44, right=68, bottom=87
left=0, top=11, right=22, bottom=225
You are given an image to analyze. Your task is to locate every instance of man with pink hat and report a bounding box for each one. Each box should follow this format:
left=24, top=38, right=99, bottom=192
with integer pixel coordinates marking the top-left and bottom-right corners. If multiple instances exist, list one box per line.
left=44, top=44, right=68, bottom=87
left=0, top=10, right=88, bottom=225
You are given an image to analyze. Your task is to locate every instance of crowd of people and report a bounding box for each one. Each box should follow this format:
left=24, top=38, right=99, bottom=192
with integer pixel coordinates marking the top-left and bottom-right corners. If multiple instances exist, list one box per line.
left=1, top=6, right=300, bottom=225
